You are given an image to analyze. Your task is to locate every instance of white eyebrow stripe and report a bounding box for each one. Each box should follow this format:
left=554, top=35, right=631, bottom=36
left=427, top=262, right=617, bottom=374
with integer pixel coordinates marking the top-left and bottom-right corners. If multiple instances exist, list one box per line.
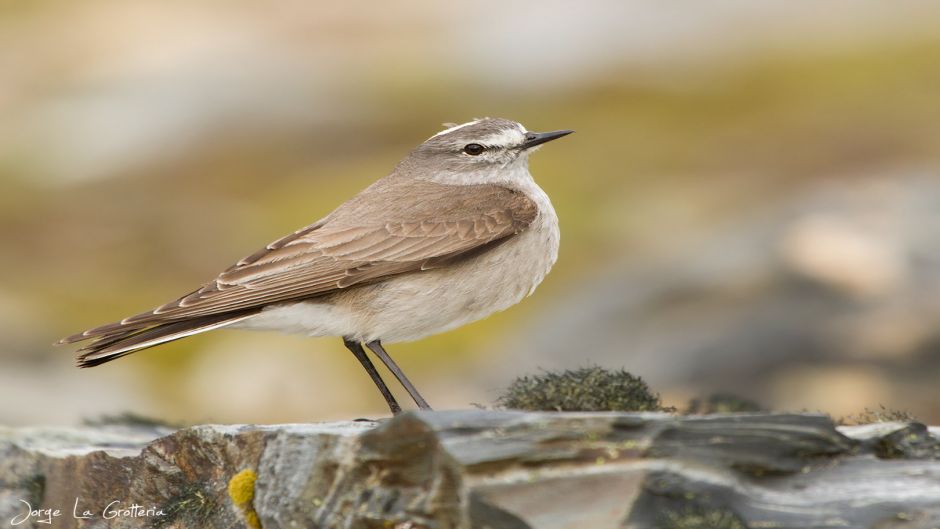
left=480, top=128, right=525, bottom=147
left=430, top=119, right=482, bottom=139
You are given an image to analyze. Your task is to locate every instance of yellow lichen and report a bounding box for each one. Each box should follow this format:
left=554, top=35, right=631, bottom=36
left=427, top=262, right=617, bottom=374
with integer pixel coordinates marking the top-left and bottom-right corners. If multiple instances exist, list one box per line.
left=228, top=469, right=261, bottom=529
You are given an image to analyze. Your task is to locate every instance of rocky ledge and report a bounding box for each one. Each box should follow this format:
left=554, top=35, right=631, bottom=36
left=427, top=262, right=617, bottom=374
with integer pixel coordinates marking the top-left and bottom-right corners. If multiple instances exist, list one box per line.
left=1, top=411, right=939, bottom=528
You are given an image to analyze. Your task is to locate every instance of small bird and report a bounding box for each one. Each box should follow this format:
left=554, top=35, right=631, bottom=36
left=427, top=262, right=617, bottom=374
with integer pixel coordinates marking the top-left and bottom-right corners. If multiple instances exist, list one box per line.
left=59, top=118, right=571, bottom=415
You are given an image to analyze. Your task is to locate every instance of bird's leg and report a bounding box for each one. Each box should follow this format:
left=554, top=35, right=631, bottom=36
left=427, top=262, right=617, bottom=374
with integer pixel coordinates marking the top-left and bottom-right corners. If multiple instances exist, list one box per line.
left=365, top=340, right=432, bottom=410
left=343, top=338, right=402, bottom=415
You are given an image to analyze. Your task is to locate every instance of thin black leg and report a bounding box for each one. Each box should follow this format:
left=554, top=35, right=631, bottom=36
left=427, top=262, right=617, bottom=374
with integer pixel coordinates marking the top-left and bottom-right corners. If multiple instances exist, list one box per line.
left=343, top=338, right=402, bottom=415
left=365, top=340, right=432, bottom=410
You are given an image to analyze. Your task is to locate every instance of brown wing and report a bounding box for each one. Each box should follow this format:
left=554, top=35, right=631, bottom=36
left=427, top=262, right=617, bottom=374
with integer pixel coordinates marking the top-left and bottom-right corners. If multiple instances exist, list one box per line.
left=62, top=181, right=537, bottom=342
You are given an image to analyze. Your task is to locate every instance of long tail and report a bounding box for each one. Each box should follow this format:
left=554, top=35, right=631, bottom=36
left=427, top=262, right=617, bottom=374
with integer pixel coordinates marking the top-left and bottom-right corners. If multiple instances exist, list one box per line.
left=62, top=311, right=258, bottom=368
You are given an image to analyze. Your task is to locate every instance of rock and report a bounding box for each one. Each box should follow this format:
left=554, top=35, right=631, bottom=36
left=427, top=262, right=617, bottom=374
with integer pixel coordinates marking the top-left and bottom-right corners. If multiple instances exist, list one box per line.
left=1, top=411, right=939, bottom=528
left=841, top=421, right=940, bottom=461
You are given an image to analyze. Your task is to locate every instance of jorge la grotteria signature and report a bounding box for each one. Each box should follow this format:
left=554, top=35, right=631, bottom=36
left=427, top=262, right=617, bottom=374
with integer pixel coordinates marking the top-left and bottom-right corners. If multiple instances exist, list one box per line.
left=9, top=498, right=165, bottom=525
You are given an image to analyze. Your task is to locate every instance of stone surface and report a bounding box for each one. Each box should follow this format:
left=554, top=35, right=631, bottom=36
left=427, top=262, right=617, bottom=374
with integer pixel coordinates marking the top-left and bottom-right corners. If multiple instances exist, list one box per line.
left=1, top=411, right=939, bottom=528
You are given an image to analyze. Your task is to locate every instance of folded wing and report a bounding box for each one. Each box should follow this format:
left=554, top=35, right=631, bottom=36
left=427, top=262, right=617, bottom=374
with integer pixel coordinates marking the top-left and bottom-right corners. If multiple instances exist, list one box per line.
left=61, top=181, right=537, bottom=363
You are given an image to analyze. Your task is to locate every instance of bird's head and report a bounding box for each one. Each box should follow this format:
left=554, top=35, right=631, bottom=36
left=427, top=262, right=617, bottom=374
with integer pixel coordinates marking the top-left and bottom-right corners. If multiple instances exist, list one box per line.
left=406, top=118, right=573, bottom=185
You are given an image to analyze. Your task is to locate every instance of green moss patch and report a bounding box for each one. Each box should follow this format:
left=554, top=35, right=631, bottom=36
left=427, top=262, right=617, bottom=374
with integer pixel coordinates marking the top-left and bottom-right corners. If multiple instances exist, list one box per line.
left=496, top=366, right=669, bottom=412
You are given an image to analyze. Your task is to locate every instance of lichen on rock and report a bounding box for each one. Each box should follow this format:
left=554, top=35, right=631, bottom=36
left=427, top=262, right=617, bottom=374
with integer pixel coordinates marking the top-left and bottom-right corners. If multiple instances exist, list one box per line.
left=229, top=469, right=261, bottom=529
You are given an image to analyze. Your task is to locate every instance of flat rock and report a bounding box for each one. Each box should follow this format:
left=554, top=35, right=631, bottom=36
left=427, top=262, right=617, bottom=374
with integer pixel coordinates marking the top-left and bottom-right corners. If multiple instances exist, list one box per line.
left=1, top=411, right=939, bottom=528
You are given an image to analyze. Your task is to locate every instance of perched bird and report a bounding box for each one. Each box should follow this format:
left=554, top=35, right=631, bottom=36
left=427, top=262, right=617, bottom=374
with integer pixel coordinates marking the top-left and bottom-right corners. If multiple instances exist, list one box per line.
left=59, top=118, right=572, bottom=414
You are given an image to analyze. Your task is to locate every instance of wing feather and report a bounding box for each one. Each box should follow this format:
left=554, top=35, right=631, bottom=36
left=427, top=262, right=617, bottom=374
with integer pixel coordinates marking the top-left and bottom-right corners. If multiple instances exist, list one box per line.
left=61, top=182, right=538, bottom=343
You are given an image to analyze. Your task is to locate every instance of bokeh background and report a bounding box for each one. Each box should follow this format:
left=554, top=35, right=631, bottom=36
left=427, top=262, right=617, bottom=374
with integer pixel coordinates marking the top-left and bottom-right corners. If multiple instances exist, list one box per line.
left=3, top=1, right=940, bottom=425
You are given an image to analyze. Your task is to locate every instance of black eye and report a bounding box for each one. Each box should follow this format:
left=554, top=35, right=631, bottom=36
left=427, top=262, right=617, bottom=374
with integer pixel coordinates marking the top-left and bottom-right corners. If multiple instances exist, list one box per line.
left=463, top=143, right=484, bottom=156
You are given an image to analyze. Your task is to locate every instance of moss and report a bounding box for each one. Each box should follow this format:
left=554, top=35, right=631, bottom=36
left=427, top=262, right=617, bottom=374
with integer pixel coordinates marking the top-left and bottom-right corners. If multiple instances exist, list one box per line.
left=156, top=482, right=216, bottom=528
left=228, top=469, right=261, bottom=529
left=657, top=506, right=747, bottom=529
left=496, top=366, right=669, bottom=412
left=839, top=405, right=919, bottom=426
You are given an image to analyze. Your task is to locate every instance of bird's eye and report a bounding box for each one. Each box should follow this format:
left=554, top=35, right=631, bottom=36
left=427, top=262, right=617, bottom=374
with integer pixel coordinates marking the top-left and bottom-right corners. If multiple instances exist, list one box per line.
left=463, top=143, right=485, bottom=156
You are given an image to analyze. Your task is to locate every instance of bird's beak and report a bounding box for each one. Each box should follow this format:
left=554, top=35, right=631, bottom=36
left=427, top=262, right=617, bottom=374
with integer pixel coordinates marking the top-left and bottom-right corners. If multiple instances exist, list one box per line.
left=521, top=129, right=574, bottom=150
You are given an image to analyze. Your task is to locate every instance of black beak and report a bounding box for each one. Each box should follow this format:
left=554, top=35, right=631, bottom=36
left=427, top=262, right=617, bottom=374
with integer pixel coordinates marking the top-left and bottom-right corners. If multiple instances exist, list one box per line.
left=521, top=129, right=574, bottom=150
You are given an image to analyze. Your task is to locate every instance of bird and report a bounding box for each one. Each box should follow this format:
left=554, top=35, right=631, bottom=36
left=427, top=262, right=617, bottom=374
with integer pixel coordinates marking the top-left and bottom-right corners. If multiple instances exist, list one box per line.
left=59, top=118, right=572, bottom=415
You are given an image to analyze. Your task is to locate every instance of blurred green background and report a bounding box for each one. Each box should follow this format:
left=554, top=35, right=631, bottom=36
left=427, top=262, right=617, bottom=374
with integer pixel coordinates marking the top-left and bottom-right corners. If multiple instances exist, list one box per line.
left=3, top=1, right=940, bottom=424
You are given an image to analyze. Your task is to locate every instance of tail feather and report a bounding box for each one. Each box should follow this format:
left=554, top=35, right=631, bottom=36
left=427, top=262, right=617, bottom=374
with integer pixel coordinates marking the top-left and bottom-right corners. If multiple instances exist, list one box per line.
left=58, top=320, right=150, bottom=345
left=72, top=311, right=258, bottom=368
